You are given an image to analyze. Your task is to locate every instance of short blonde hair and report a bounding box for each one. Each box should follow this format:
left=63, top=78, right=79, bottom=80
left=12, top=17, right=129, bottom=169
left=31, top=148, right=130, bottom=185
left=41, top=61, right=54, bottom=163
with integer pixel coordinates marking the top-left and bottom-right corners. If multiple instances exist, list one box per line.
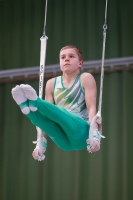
left=60, top=45, right=83, bottom=61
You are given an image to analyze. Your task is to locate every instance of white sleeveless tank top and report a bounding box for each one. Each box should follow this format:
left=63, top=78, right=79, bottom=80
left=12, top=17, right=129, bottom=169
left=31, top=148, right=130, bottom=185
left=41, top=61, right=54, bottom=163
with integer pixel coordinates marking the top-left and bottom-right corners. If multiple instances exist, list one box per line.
left=53, top=73, right=89, bottom=121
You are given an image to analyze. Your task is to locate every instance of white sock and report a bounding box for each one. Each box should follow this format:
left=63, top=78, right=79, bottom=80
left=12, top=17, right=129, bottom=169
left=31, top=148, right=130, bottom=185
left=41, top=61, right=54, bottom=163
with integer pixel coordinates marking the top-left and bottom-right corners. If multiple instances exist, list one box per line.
left=11, top=85, right=30, bottom=114
left=20, top=84, right=38, bottom=111
left=21, top=107, right=30, bottom=115
left=20, top=84, right=37, bottom=100
left=29, top=107, right=37, bottom=111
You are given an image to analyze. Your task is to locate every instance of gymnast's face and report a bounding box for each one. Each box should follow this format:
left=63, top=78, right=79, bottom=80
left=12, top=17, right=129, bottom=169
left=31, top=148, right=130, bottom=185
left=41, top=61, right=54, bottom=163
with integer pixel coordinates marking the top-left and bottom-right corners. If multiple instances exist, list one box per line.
left=60, top=48, right=83, bottom=74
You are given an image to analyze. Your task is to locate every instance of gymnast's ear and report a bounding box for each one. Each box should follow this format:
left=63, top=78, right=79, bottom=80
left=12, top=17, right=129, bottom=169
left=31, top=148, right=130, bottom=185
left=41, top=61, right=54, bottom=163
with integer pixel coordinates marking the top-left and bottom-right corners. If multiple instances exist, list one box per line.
left=79, top=60, right=84, bottom=68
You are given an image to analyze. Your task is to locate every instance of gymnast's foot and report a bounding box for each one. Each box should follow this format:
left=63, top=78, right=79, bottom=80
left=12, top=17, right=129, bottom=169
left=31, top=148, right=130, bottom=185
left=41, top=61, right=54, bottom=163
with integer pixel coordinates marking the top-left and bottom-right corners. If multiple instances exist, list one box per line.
left=20, top=84, right=38, bottom=111
left=11, top=85, right=30, bottom=114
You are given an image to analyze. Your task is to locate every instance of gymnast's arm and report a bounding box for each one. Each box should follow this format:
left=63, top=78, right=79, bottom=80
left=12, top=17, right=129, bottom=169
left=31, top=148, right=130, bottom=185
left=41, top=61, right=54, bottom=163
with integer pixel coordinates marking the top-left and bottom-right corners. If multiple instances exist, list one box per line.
left=81, top=72, right=97, bottom=125
left=37, top=78, right=55, bottom=135
left=81, top=73, right=101, bottom=152
left=32, top=78, right=55, bottom=160
left=38, top=78, right=55, bottom=136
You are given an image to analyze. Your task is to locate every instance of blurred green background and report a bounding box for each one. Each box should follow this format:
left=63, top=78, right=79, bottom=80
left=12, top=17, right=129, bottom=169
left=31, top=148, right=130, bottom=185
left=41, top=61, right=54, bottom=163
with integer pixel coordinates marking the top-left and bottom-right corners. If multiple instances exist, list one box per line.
left=0, top=0, right=133, bottom=200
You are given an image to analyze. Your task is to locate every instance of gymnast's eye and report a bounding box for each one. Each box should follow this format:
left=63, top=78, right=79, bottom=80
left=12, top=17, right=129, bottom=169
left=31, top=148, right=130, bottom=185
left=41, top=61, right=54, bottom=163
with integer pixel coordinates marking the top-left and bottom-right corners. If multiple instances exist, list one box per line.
left=61, top=56, right=65, bottom=59
left=69, top=55, right=75, bottom=58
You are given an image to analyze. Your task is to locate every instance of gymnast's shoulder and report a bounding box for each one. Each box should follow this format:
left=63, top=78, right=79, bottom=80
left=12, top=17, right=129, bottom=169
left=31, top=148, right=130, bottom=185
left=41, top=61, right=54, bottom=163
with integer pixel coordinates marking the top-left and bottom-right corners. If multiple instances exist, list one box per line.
left=80, top=72, right=96, bottom=87
left=45, top=78, right=55, bottom=92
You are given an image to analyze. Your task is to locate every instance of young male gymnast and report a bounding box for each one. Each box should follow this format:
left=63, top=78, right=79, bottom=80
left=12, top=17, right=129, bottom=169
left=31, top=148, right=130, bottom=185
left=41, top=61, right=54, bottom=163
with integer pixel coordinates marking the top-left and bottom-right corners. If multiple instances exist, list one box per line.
left=11, top=45, right=102, bottom=160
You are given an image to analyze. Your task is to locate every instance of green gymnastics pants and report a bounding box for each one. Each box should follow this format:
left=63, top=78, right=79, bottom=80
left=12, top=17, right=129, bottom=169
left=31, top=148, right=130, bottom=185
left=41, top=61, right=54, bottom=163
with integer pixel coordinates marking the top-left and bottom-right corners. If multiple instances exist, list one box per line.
left=26, top=97, right=90, bottom=151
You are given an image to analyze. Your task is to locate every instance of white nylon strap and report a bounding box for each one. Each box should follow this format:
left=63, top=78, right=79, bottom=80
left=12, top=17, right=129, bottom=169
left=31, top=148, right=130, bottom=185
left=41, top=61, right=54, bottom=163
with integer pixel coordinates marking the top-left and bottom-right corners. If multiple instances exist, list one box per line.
left=39, top=36, right=48, bottom=98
